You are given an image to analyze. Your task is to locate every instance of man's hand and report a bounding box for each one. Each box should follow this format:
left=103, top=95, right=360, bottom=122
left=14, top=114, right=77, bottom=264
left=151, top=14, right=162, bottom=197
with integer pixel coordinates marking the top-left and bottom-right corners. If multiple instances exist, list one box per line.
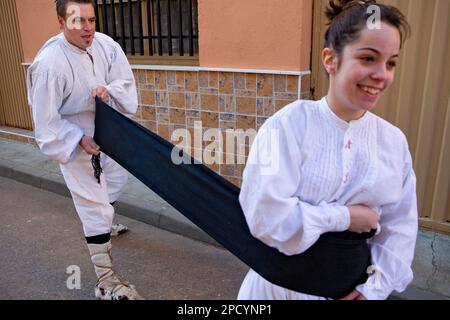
left=79, top=135, right=100, bottom=155
left=347, top=205, right=380, bottom=233
left=340, top=290, right=367, bottom=300
left=92, top=86, right=110, bottom=102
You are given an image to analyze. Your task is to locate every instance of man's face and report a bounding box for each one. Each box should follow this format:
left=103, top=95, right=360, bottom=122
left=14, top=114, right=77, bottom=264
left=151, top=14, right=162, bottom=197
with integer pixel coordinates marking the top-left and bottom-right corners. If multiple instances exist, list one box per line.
left=58, top=2, right=96, bottom=51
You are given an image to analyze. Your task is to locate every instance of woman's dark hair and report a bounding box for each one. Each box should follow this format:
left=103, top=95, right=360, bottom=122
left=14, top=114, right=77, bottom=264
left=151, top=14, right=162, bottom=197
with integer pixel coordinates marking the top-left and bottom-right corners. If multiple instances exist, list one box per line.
left=55, top=0, right=94, bottom=17
left=324, top=0, right=411, bottom=55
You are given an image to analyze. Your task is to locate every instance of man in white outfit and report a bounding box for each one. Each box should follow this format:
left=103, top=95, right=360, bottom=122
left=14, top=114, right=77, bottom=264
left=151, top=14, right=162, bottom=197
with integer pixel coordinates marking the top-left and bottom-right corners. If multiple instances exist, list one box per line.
left=27, top=0, right=142, bottom=300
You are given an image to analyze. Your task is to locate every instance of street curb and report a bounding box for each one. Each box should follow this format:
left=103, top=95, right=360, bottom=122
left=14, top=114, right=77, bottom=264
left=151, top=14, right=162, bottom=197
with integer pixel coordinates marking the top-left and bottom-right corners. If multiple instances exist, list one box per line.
left=0, top=163, right=219, bottom=247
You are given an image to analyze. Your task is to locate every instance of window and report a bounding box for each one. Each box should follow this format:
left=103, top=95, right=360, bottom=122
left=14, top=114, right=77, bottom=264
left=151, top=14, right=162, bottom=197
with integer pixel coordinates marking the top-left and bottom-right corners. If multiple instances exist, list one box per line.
left=94, top=0, right=199, bottom=64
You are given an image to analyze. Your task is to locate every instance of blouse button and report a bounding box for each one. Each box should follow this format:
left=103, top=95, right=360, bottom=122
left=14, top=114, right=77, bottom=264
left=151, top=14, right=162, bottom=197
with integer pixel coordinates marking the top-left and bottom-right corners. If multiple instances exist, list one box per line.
left=344, top=139, right=353, bottom=150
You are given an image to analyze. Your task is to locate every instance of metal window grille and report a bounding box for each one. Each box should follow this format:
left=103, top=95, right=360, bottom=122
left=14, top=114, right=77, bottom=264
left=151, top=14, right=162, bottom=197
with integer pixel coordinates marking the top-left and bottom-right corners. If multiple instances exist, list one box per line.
left=93, top=0, right=198, bottom=57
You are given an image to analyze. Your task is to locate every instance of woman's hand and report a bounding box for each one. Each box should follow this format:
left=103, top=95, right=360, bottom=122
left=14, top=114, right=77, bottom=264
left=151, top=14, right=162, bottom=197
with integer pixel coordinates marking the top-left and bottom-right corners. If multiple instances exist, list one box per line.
left=340, top=290, right=367, bottom=300
left=347, top=205, right=379, bottom=233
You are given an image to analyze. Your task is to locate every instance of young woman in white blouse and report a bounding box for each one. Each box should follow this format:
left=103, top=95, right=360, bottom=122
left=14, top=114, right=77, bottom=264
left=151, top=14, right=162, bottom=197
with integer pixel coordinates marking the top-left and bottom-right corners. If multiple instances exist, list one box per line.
left=238, top=0, right=418, bottom=300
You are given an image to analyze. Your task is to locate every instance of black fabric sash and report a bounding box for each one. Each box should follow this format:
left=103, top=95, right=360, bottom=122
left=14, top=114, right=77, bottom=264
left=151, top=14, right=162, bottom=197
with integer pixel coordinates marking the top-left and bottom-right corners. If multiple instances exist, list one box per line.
left=93, top=98, right=373, bottom=299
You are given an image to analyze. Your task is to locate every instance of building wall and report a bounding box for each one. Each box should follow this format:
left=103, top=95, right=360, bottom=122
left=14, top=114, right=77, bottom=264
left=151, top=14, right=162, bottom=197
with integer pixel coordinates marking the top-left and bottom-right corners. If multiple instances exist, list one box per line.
left=131, top=68, right=310, bottom=186
left=198, top=0, right=312, bottom=71
left=15, top=0, right=60, bottom=63
left=17, top=0, right=313, bottom=71
left=14, top=0, right=314, bottom=186
left=0, top=0, right=32, bottom=129
left=130, top=0, right=314, bottom=186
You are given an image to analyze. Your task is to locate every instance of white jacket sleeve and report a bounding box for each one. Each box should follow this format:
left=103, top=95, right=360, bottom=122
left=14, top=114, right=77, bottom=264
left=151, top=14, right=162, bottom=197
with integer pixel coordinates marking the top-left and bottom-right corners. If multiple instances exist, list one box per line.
left=356, top=150, right=418, bottom=300
left=28, top=72, right=84, bottom=164
left=239, top=118, right=350, bottom=256
left=105, top=42, right=138, bottom=115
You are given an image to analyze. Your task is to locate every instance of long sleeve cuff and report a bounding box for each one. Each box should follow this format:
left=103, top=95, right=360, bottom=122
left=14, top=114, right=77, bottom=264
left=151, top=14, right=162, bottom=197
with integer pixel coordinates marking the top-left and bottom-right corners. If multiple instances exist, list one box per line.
left=104, top=84, right=138, bottom=115
left=356, top=280, right=390, bottom=300
left=328, top=205, right=350, bottom=232
left=355, top=241, right=415, bottom=300
left=38, top=127, right=84, bottom=164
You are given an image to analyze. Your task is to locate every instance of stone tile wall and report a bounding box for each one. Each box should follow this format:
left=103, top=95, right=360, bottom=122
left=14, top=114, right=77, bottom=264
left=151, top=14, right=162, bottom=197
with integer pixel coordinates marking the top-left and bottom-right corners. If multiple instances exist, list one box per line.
left=133, top=69, right=311, bottom=186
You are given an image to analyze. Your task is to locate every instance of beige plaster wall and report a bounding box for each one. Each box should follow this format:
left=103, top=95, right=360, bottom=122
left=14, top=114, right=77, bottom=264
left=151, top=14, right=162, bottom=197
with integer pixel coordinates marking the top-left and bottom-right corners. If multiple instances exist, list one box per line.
left=198, top=0, right=313, bottom=71
left=16, top=0, right=60, bottom=62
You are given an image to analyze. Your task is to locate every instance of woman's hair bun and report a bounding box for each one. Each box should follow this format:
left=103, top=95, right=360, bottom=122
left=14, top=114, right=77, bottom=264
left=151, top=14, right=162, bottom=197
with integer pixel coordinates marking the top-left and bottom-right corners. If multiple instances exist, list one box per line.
left=325, top=0, right=377, bottom=23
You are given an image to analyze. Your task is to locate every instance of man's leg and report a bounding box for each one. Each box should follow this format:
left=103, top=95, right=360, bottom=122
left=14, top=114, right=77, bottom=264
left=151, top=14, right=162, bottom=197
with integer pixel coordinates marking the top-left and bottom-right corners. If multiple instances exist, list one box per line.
left=102, top=155, right=129, bottom=237
left=60, top=149, right=143, bottom=300
left=102, top=154, right=128, bottom=204
left=85, top=235, right=142, bottom=300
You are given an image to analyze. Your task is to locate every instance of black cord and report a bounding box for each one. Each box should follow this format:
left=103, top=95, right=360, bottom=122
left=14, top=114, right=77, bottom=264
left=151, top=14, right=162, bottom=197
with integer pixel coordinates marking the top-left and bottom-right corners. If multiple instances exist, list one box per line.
left=91, top=153, right=103, bottom=184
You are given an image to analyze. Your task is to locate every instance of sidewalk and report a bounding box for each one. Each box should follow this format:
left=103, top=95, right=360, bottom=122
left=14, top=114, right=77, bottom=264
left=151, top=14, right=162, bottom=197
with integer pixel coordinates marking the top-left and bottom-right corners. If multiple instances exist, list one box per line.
left=0, top=136, right=217, bottom=247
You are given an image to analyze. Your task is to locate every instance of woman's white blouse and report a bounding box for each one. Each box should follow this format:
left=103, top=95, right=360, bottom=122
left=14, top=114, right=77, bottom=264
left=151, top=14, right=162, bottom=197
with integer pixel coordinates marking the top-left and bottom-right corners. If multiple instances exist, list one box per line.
left=239, top=97, right=418, bottom=300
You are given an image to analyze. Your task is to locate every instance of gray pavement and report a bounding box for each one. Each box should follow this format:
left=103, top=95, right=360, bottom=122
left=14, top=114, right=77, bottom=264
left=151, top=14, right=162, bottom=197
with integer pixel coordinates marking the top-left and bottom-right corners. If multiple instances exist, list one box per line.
left=0, top=175, right=248, bottom=300
left=2, top=136, right=449, bottom=300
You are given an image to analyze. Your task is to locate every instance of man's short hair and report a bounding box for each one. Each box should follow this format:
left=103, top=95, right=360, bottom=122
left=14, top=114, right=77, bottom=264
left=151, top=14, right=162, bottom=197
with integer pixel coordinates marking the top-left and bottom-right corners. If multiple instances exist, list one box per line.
left=55, top=0, right=94, bottom=17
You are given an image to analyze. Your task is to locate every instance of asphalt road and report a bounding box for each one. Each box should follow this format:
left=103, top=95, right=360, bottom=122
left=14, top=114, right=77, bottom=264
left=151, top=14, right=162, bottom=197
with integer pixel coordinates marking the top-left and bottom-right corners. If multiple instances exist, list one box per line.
left=0, top=176, right=248, bottom=300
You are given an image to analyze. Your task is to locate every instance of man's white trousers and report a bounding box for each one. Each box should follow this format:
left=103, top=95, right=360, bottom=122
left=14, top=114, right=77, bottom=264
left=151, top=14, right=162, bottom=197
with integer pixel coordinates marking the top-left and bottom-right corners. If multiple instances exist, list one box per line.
left=60, top=147, right=128, bottom=237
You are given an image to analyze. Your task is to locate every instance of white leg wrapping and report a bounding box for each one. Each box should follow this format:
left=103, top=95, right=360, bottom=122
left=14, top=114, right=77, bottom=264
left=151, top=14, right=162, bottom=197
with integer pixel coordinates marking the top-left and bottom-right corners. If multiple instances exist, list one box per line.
left=88, top=241, right=143, bottom=300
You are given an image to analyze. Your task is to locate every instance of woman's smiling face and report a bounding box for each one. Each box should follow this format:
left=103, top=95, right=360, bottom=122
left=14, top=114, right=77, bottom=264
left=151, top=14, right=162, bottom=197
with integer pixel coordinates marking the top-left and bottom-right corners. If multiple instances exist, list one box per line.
left=324, top=22, right=401, bottom=121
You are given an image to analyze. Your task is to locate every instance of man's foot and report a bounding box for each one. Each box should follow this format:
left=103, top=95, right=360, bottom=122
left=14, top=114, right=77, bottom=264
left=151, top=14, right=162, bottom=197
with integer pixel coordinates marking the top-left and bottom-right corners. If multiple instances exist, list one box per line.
left=95, top=277, right=143, bottom=300
left=88, top=240, right=143, bottom=300
left=110, top=223, right=129, bottom=237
